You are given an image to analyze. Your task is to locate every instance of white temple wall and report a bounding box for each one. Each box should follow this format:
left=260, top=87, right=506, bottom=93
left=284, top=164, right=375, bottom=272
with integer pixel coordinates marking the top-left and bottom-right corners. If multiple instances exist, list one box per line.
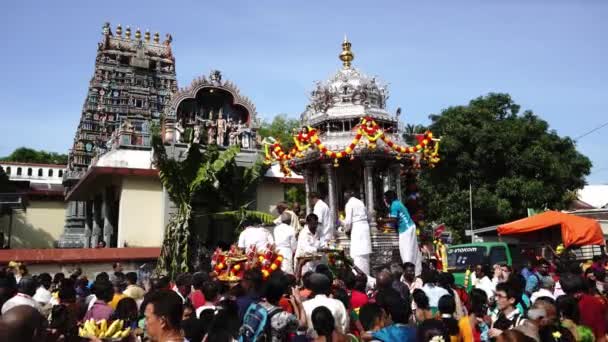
left=117, top=176, right=164, bottom=247
left=0, top=200, right=67, bottom=248
left=256, top=180, right=285, bottom=215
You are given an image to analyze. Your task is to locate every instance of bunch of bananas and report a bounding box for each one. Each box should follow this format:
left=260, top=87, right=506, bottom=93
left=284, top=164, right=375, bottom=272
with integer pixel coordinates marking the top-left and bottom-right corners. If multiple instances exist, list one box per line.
left=79, top=319, right=131, bottom=340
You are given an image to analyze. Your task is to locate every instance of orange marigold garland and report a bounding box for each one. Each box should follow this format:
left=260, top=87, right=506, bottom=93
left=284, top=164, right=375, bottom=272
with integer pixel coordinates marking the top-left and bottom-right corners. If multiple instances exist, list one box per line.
left=263, top=117, right=439, bottom=175
left=212, top=244, right=284, bottom=282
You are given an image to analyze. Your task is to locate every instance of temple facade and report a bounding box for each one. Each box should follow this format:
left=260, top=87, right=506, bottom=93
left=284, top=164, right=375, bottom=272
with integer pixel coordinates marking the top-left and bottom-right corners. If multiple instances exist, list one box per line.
left=58, top=23, right=177, bottom=248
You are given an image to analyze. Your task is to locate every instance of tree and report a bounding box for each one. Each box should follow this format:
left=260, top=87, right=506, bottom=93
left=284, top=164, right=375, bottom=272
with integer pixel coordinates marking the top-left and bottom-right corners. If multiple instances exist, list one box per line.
left=0, top=147, right=68, bottom=165
left=418, top=93, right=592, bottom=242
left=152, top=135, right=273, bottom=279
left=403, top=123, right=428, bottom=145
left=257, top=114, right=301, bottom=150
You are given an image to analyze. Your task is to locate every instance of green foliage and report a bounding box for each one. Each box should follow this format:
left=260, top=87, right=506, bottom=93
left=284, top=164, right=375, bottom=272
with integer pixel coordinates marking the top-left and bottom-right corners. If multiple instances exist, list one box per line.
left=419, top=93, right=592, bottom=242
left=258, top=114, right=301, bottom=150
left=285, top=185, right=306, bottom=205
left=1, top=147, right=68, bottom=165
left=152, top=133, right=270, bottom=279
left=403, top=124, right=428, bottom=145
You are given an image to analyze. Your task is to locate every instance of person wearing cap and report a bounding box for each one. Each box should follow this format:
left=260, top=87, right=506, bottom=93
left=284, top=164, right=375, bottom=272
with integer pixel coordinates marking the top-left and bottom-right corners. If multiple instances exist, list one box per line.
left=530, top=276, right=556, bottom=304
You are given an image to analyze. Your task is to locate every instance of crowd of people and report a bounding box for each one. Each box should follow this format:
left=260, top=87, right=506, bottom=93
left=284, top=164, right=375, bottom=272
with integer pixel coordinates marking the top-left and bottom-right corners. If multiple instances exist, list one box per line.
left=0, top=191, right=607, bottom=342
left=0, top=254, right=607, bottom=342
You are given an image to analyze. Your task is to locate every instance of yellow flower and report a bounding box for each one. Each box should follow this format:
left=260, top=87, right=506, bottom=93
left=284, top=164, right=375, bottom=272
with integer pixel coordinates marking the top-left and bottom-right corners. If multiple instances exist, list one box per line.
left=552, top=331, right=562, bottom=340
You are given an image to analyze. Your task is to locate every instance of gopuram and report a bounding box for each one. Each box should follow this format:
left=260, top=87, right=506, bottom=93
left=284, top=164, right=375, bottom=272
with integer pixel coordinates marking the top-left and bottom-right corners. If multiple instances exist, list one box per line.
left=264, top=38, right=439, bottom=271
left=58, top=23, right=178, bottom=247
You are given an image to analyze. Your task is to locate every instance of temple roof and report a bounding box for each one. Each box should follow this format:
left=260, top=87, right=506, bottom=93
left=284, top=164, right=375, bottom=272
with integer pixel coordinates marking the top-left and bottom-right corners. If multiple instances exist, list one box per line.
left=301, top=38, right=394, bottom=126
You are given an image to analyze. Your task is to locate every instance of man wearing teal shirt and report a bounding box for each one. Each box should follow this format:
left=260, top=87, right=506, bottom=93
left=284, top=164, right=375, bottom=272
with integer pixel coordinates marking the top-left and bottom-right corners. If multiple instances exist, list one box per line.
left=381, top=190, right=422, bottom=275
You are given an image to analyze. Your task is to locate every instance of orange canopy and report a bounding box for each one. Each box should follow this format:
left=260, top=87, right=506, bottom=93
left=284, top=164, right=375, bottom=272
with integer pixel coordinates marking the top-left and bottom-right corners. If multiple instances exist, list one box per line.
left=497, top=210, right=605, bottom=247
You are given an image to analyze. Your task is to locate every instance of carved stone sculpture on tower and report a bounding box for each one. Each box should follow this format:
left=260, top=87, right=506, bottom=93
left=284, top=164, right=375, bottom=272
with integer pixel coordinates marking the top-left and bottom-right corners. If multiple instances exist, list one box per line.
left=175, top=121, right=184, bottom=143
left=216, top=108, right=226, bottom=146
left=207, top=120, right=216, bottom=145
left=193, top=123, right=202, bottom=144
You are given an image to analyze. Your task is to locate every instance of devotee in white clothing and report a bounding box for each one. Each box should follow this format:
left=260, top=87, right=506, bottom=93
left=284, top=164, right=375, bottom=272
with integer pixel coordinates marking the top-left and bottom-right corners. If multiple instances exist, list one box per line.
left=381, top=190, right=422, bottom=275
left=273, top=212, right=297, bottom=274
left=530, top=277, right=556, bottom=303
left=302, top=273, right=348, bottom=337
left=295, top=214, right=321, bottom=274
left=1, top=276, right=40, bottom=314
left=310, top=192, right=333, bottom=246
left=473, top=264, right=496, bottom=299
left=341, top=190, right=372, bottom=275
left=237, top=224, right=274, bottom=251
left=273, top=202, right=302, bottom=234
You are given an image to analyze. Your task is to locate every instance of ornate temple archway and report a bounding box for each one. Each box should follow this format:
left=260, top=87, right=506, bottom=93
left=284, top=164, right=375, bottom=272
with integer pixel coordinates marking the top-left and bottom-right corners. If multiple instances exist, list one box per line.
left=163, top=70, right=258, bottom=149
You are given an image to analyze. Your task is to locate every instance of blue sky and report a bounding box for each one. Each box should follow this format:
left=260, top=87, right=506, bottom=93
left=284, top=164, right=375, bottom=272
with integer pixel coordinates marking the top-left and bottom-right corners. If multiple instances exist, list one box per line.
left=1, top=1, right=607, bottom=183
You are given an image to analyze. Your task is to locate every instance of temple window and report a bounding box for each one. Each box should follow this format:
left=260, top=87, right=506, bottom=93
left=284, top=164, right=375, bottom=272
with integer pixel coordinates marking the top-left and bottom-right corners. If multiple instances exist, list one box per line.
left=38, top=168, right=43, bottom=177
left=5, top=167, right=10, bottom=175
left=17, top=167, right=22, bottom=176
left=58, top=170, right=63, bottom=178
left=28, top=168, right=33, bottom=176
left=48, top=169, right=54, bottom=177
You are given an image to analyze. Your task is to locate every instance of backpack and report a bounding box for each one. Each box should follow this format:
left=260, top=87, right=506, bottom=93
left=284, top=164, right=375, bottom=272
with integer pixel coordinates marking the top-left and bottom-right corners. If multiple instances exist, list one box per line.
left=238, top=302, right=282, bottom=342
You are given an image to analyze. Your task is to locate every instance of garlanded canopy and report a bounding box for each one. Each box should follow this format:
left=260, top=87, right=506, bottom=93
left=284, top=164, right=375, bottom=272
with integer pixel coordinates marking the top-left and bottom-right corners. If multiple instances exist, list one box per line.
left=263, top=116, right=440, bottom=175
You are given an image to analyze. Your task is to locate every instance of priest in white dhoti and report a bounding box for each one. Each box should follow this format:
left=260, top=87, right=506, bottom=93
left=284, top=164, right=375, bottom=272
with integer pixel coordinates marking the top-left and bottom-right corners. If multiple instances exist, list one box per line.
left=310, top=192, right=333, bottom=246
left=341, top=190, right=372, bottom=275
left=273, top=212, right=297, bottom=274
left=237, top=223, right=274, bottom=252
left=273, top=202, right=302, bottom=235
left=295, top=213, right=321, bottom=275
left=381, top=190, right=422, bottom=275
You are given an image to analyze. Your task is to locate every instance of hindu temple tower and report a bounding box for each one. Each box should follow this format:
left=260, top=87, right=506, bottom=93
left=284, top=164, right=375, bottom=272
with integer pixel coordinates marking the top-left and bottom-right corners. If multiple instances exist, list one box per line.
left=58, top=23, right=178, bottom=247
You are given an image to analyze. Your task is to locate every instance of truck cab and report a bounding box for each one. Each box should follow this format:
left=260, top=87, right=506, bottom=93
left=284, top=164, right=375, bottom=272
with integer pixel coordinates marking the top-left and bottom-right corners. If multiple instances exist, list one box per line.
left=447, top=242, right=513, bottom=288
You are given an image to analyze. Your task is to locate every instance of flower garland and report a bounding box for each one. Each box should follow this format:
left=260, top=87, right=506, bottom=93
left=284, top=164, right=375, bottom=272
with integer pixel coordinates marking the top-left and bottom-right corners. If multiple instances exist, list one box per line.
left=211, top=244, right=284, bottom=281
left=263, top=117, right=440, bottom=175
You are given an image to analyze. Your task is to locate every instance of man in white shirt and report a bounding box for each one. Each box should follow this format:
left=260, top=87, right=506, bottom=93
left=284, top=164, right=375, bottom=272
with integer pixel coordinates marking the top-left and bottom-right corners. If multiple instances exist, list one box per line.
left=237, top=223, right=274, bottom=252
left=1, top=276, right=40, bottom=314
left=310, top=192, right=333, bottom=246
left=530, top=277, right=556, bottom=303
left=473, top=264, right=496, bottom=300
left=341, top=190, right=372, bottom=275
left=295, top=214, right=322, bottom=275
left=32, top=273, right=52, bottom=305
left=302, top=273, right=348, bottom=337
left=420, top=270, right=449, bottom=308
left=274, top=212, right=297, bottom=274
left=273, top=202, right=302, bottom=234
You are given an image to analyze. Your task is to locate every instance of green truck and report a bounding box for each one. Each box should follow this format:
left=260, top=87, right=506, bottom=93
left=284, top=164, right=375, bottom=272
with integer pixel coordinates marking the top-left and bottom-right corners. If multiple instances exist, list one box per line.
left=446, top=241, right=605, bottom=288
left=446, top=242, right=514, bottom=288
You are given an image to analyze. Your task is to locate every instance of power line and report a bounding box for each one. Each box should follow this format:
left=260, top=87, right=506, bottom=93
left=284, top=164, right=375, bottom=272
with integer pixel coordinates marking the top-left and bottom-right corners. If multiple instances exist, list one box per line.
left=574, top=121, right=608, bottom=141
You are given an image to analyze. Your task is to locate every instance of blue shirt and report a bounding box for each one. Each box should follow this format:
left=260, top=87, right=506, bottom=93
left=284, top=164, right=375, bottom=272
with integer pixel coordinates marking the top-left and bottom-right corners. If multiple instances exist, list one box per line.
left=389, top=200, right=415, bottom=234
left=372, top=324, right=416, bottom=341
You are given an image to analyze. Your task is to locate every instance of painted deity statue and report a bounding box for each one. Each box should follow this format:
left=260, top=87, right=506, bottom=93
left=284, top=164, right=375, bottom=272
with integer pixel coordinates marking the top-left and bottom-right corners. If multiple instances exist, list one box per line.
left=228, top=120, right=239, bottom=146
left=193, top=124, right=202, bottom=144
left=175, top=121, right=184, bottom=143
left=216, top=108, right=227, bottom=146
left=207, top=109, right=216, bottom=145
